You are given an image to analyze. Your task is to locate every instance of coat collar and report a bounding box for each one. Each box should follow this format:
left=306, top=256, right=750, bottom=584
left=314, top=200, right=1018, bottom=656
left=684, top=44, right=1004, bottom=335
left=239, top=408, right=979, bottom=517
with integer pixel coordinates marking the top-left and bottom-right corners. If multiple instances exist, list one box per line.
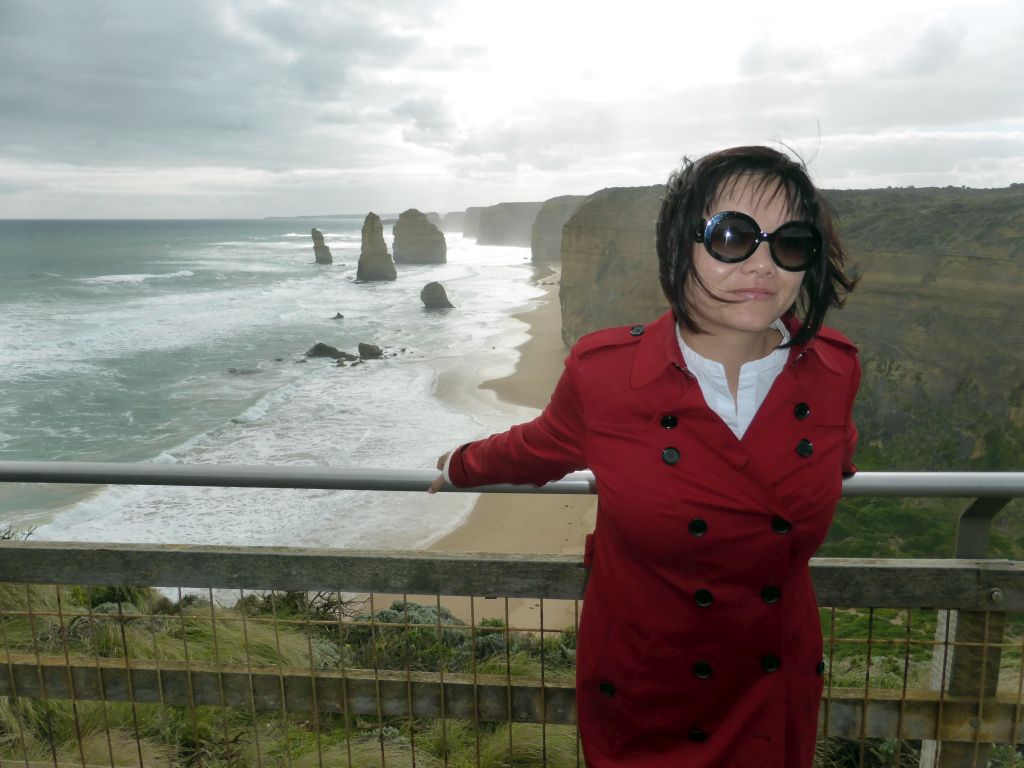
left=629, top=310, right=850, bottom=389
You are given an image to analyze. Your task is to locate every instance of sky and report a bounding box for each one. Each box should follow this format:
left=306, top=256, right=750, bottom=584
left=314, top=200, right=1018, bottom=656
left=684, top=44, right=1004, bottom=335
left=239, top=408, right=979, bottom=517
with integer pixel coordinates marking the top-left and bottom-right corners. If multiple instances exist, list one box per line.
left=1, top=0, right=1023, bottom=219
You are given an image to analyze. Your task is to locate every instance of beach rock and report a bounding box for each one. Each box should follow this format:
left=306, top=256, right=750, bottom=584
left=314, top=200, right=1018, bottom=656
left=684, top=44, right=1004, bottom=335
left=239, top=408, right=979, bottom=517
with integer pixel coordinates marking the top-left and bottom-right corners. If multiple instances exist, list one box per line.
left=358, top=342, right=384, bottom=360
left=420, top=281, right=455, bottom=309
left=392, top=209, right=447, bottom=264
left=424, top=212, right=442, bottom=227
left=332, top=312, right=345, bottom=319
left=560, top=185, right=667, bottom=347
left=477, top=202, right=544, bottom=246
left=306, top=342, right=357, bottom=361
left=356, top=212, right=397, bottom=281
left=531, top=195, right=587, bottom=262
left=311, top=228, right=333, bottom=265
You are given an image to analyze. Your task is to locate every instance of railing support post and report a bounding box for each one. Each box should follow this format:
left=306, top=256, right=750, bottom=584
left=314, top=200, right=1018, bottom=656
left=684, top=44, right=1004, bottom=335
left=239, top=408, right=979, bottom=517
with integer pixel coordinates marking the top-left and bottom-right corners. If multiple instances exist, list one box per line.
left=923, top=496, right=1011, bottom=768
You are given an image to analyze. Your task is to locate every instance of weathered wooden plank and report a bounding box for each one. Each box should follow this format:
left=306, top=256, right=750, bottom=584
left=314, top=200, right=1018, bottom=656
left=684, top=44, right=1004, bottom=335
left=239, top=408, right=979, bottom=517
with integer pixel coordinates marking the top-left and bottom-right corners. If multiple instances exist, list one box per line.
left=2, top=657, right=1022, bottom=742
left=0, top=655, right=576, bottom=724
left=0, top=541, right=589, bottom=599
left=2, top=542, right=1023, bottom=610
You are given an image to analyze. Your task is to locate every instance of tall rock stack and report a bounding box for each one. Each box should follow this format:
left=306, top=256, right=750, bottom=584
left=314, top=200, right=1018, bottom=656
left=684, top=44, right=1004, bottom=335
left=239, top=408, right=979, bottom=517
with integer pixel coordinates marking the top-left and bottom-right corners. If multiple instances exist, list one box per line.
left=311, top=228, right=333, bottom=265
left=531, top=195, right=587, bottom=262
left=393, top=209, right=447, bottom=264
left=356, top=212, right=397, bottom=281
left=559, top=185, right=667, bottom=347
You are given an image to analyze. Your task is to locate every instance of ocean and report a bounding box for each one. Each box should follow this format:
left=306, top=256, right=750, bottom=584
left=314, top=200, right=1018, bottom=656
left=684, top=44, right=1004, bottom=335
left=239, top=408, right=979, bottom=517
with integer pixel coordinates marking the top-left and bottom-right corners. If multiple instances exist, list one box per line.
left=0, top=218, right=543, bottom=548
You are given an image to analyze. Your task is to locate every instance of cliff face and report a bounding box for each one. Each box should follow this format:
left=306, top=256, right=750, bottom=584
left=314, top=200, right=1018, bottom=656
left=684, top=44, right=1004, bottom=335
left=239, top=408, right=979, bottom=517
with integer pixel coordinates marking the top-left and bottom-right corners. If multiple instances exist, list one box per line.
left=392, top=208, right=447, bottom=264
left=559, top=185, right=667, bottom=347
left=531, top=195, right=587, bottom=262
left=463, top=207, right=484, bottom=238
left=476, top=202, right=544, bottom=246
left=441, top=211, right=465, bottom=232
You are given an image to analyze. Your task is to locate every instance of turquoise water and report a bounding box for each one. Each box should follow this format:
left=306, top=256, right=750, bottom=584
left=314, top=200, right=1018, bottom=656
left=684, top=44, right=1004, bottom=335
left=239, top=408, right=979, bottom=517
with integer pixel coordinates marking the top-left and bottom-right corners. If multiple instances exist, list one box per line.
left=0, top=219, right=541, bottom=546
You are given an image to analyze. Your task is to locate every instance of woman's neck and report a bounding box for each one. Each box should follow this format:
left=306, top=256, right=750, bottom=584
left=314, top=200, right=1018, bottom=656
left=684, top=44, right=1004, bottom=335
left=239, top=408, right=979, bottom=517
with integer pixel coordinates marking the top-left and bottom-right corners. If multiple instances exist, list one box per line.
left=680, top=324, right=783, bottom=398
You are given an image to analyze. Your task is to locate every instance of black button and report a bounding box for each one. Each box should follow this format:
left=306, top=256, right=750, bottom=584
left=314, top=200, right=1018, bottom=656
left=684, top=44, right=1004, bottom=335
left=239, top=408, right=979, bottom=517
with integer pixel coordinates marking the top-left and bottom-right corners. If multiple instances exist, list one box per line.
left=662, top=447, right=680, bottom=465
left=796, top=439, right=814, bottom=457
left=693, top=661, right=713, bottom=679
left=599, top=680, right=616, bottom=697
left=760, top=586, right=781, bottom=604
left=694, top=589, right=713, bottom=607
left=794, top=402, right=811, bottom=420
left=688, top=518, right=708, bottom=536
left=629, top=324, right=645, bottom=336
left=816, top=659, right=826, bottom=676
left=688, top=728, right=707, bottom=743
left=761, top=654, right=781, bottom=673
left=771, top=516, right=792, bottom=534
left=660, top=414, right=678, bottom=429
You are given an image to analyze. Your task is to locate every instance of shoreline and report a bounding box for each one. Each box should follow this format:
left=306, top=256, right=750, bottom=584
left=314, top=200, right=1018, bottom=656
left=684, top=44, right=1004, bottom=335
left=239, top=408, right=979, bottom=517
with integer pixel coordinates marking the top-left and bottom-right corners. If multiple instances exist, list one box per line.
left=426, top=264, right=596, bottom=630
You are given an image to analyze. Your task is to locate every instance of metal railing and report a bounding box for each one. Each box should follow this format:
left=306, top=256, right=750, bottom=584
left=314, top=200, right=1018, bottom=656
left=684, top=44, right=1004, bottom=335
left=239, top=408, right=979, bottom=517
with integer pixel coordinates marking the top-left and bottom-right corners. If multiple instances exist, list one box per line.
left=1, top=461, right=1023, bottom=768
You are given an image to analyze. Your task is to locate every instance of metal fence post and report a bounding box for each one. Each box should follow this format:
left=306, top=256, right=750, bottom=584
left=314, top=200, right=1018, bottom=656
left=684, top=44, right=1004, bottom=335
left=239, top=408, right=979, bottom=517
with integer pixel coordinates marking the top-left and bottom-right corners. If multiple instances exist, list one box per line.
left=922, top=496, right=1012, bottom=768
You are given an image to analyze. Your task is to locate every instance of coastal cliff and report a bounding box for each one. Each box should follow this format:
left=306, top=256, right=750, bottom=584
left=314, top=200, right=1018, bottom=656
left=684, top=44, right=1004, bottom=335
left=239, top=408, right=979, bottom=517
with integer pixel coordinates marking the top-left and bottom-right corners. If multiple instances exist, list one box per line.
left=531, top=195, right=587, bottom=262
left=559, top=185, right=666, bottom=347
left=476, top=202, right=544, bottom=246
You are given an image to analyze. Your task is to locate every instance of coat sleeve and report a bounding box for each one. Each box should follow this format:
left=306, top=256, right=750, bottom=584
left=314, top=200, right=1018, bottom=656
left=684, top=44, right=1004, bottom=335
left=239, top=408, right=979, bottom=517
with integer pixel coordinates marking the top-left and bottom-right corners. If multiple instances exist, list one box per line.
left=841, top=352, right=862, bottom=477
left=448, top=352, right=588, bottom=487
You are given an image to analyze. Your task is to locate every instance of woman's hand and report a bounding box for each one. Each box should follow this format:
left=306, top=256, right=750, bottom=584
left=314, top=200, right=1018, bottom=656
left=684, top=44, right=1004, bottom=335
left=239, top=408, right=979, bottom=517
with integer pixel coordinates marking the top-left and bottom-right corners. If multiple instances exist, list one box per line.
left=427, top=451, right=450, bottom=494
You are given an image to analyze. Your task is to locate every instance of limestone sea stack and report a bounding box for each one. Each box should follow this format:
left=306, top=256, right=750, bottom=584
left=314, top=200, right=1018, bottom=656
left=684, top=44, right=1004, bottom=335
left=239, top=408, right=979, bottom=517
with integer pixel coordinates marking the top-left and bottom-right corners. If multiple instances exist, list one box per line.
left=356, top=212, right=397, bottom=281
left=393, top=209, right=447, bottom=264
left=420, top=281, right=454, bottom=309
left=311, top=228, right=333, bottom=265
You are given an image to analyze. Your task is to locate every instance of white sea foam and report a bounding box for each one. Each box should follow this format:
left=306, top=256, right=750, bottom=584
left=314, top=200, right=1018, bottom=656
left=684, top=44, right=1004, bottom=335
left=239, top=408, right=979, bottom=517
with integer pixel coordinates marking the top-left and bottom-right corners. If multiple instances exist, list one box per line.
left=79, top=270, right=194, bottom=284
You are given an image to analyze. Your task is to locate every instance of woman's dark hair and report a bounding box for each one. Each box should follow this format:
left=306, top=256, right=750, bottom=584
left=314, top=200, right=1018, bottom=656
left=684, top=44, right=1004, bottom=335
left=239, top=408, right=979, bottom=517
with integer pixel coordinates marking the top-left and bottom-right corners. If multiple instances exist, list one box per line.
left=655, top=145, right=855, bottom=347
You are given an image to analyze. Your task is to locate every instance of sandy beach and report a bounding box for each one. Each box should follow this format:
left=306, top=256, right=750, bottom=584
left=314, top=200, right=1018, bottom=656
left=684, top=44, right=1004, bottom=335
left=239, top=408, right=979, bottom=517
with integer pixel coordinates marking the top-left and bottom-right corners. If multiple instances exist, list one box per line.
left=426, top=266, right=596, bottom=630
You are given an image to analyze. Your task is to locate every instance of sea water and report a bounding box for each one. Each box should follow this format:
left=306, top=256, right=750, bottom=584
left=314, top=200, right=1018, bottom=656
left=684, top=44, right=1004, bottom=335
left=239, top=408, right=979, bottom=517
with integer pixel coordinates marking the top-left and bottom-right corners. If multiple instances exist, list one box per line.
left=0, top=218, right=543, bottom=548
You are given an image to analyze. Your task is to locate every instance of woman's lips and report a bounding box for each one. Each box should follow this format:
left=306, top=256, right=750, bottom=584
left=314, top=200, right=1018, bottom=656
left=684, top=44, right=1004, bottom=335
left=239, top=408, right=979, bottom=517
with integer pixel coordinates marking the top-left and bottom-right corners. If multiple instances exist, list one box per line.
left=730, top=287, right=776, bottom=300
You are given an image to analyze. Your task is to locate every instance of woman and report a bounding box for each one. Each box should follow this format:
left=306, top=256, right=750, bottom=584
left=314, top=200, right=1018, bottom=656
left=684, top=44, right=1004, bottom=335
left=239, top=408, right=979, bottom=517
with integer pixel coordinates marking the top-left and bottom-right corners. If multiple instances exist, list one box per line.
left=431, top=146, right=860, bottom=767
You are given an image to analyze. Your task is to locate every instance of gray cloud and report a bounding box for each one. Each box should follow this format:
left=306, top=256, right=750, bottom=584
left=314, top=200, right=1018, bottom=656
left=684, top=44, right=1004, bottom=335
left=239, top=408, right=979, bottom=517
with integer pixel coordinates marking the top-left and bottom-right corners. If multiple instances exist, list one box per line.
left=0, top=0, right=1021, bottom=217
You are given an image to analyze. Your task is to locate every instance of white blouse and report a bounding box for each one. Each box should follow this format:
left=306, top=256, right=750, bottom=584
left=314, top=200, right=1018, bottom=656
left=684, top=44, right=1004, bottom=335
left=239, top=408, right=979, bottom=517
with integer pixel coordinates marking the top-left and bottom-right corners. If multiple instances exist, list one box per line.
left=675, top=319, right=790, bottom=440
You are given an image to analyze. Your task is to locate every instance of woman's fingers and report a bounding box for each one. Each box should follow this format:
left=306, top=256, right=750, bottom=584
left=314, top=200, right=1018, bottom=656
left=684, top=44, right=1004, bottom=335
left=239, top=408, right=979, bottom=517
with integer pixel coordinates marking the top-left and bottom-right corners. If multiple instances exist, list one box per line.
left=428, top=452, right=451, bottom=494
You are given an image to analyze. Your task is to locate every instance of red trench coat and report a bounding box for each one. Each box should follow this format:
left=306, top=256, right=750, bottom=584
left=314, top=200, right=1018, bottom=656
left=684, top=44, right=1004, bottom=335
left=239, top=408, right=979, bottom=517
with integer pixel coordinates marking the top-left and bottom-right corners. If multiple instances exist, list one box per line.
left=448, top=310, right=861, bottom=767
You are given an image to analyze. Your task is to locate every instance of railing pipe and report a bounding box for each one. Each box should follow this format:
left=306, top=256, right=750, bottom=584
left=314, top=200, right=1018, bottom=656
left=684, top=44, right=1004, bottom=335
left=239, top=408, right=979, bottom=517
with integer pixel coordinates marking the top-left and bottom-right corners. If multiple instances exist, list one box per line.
left=2, top=461, right=1024, bottom=498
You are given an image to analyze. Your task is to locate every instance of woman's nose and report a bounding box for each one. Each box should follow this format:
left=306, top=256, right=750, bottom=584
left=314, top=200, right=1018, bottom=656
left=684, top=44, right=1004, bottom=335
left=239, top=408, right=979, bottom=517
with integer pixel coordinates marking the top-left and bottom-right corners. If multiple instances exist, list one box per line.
left=742, top=239, right=775, bottom=273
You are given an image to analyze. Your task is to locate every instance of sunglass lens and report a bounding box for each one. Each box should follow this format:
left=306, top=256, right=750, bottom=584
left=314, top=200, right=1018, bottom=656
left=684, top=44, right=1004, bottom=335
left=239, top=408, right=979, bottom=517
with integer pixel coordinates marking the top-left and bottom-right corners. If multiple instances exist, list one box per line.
left=773, top=224, right=820, bottom=269
left=709, top=215, right=758, bottom=262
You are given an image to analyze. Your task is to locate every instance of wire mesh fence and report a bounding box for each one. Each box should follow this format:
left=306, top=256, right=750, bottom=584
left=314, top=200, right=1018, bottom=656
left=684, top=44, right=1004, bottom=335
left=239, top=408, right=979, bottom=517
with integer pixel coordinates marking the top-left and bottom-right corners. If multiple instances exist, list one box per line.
left=1, top=544, right=1023, bottom=767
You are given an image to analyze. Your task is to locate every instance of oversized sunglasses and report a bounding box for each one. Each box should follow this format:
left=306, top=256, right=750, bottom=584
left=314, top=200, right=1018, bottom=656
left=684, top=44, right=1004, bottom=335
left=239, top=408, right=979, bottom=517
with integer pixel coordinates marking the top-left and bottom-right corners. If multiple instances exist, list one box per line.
left=695, top=211, right=822, bottom=272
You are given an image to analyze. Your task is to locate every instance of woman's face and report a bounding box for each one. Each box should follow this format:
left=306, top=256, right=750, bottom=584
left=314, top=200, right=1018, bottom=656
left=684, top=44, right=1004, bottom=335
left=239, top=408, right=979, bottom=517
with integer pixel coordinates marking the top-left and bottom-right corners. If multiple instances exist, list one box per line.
left=684, top=176, right=805, bottom=339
